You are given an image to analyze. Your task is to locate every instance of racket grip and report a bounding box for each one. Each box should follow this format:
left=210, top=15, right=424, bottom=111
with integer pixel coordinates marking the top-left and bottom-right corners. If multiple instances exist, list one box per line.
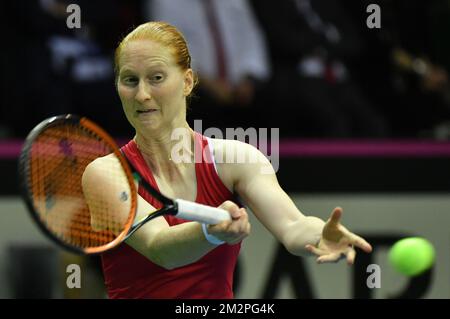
left=175, top=199, right=231, bottom=224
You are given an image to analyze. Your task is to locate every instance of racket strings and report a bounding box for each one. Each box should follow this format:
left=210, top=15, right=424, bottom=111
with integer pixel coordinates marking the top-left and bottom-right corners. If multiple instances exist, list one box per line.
left=27, top=122, right=130, bottom=251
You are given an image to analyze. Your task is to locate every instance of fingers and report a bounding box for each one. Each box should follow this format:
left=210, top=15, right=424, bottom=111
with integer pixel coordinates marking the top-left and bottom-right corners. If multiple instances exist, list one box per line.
left=327, top=209, right=373, bottom=254
left=305, top=244, right=345, bottom=264
left=352, top=236, right=372, bottom=253
left=311, top=207, right=372, bottom=265
left=227, top=208, right=249, bottom=234
left=218, top=200, right=241, bottom=219
left=209, top=201, right=251, bottom=244
left=306, top=243, right=357, bottom=265
left=227, top=208, right=250, bottom=244
left=315, top=249, right=355, bottom=265
left=342, top=229, right=373, bottom=253
left=328, top=207, right=343, bottom=226
left=305, top=244, right=325, bottom=256
left=317, top=252, right=342, bottom=264
left=346, top=247, right=356, bottom=265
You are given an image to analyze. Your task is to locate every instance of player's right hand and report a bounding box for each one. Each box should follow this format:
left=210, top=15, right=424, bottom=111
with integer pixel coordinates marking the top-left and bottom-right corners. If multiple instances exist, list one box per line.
left=207, top=200, right=251, bottom=245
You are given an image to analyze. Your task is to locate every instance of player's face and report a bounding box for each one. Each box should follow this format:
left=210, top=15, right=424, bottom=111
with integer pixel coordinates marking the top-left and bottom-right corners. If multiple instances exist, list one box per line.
left=117, top=40, right=193, bottom=134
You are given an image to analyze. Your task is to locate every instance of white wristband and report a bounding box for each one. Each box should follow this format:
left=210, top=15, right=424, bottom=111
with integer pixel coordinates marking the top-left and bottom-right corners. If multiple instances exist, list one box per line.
left=201, top=223, right=225, bottom=245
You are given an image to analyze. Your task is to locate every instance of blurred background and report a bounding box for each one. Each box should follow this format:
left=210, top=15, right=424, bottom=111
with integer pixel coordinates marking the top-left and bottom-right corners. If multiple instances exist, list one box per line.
left=0, top=0, right=449, bottom=298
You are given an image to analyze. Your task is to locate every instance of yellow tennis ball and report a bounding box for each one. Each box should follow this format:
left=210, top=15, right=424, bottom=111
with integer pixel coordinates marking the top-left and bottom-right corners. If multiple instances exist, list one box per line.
left=388, top=237, right=435, bottom=276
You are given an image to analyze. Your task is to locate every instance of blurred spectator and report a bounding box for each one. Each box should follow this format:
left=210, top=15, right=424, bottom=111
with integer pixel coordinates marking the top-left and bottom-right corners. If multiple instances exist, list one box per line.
left=343, top=0, right=450, bottom=138
left=144, top=0, right=271, bottom=130
left=5, top=0, right=448, bottom=139
left=388, top=1, right=450, bottom=138
left=4, top=0, right=142, bottom=137
left=251, top=0, right=390, bottom=138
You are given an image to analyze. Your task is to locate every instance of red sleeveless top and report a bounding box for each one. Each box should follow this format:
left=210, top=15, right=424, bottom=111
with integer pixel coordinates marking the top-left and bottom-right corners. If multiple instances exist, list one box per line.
left=101, top=132, right=241, bottom=299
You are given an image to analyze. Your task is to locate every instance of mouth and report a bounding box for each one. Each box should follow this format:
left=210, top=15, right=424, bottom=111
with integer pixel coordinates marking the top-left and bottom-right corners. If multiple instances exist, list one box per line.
left=136, top=109, right=158, bottom=114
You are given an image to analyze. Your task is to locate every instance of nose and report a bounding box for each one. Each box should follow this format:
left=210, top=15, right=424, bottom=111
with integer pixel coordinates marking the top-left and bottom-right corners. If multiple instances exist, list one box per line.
left=135, top=81, right=152, bottom=103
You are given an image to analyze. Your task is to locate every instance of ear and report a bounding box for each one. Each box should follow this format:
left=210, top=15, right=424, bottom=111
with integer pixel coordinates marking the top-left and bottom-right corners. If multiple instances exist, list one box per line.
left=183, top=69, right=194, bottom=96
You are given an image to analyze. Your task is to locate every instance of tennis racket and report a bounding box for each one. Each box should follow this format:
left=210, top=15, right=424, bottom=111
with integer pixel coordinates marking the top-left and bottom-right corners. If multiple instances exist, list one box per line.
left=19, top=114, right=231, bottom=254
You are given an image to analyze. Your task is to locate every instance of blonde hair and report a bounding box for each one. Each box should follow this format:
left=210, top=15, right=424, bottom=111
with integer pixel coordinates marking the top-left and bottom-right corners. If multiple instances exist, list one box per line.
left=114, top=21, right=198, bottom=88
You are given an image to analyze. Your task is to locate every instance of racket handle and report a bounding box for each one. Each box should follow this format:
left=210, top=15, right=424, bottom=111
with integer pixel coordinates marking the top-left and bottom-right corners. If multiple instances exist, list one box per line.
left=175, top=199, right=231, bottom=224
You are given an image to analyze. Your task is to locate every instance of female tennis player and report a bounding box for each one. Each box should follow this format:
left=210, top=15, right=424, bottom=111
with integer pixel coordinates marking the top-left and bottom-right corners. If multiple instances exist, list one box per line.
left=82, top=21, right=372, bottom=299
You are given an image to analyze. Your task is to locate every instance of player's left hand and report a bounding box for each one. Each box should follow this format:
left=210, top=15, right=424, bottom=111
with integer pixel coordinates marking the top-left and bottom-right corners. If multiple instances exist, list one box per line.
left=305, top=207, right=372, bottom=265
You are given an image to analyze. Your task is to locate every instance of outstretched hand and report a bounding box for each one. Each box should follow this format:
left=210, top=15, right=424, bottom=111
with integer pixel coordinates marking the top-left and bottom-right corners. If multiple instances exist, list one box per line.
left=305, top=207, right=372, bottom=265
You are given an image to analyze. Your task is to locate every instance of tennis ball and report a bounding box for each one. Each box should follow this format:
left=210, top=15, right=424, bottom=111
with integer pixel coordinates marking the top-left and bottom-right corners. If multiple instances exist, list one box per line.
left=388, top=237, right=435, bottom=276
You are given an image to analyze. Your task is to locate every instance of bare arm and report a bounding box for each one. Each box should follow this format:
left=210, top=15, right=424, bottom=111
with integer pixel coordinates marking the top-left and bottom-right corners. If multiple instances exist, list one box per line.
left=216, top=140, right=372, bottom=262
left=218, top=140, right=324, bottom=256
left=82, top=155, right=248, bottom=270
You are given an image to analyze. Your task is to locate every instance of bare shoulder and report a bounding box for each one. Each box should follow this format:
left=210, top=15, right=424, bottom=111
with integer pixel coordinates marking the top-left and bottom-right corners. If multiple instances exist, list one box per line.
left=209, top=138, right=268, bottom=163
left=82, top=153, right=127, bottom=188
left=208, top=138, right=274, bottom=190
left=84, top=153, right=121, bottom=175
